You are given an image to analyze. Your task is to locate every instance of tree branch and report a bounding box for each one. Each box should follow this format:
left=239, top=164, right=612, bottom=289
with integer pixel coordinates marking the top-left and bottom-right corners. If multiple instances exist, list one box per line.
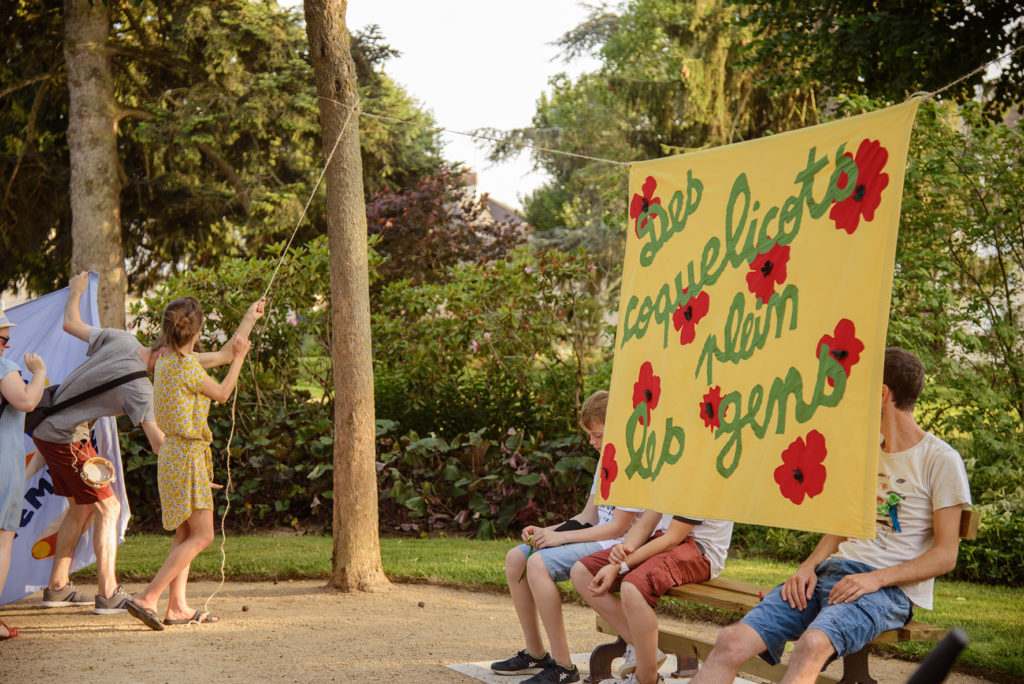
left=197, top=142, right=251, bottom=215
left=3, top=80, right=50, bottom=207
left=0, top=72, right=59, bottom=100
left=116, top=107, right=152, bottom=123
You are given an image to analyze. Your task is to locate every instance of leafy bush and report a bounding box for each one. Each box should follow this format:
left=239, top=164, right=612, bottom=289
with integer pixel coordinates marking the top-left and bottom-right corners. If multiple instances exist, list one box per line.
left=123, top=412, right=596, bottom=538
left=952, top=495, right=1024, bottom=586
left=372, top=246, right=607, bottom=437
left=365, top=166, right=525, bottom=288
left=376, top=422, right=596, bottom=538
left=129, top=236, right=337, bottom=403
left=120, top=395, right=335, bottom=530
left=120, top=236, right=608, bottom=534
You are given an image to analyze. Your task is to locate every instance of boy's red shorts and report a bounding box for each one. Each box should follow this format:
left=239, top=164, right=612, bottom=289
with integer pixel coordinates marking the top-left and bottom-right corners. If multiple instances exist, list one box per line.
left=579, top=535, right=711, bottom=607
left=32, top=437, right=114, bottom=505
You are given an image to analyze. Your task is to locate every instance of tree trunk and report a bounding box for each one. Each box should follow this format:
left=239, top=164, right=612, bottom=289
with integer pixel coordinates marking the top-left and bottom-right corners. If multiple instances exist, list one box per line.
left=63, top=0, right=126, bottom=328
left=304, top=0, right=389, bottom=592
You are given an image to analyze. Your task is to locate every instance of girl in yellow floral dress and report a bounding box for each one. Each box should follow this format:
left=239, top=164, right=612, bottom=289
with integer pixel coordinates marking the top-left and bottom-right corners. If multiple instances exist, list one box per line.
left=126, top=296, right=263, bottom=630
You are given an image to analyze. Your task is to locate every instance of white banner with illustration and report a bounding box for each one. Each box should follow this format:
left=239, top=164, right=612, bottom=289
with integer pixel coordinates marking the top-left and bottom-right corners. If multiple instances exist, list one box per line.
left=1, top=272, right=130, bottom=605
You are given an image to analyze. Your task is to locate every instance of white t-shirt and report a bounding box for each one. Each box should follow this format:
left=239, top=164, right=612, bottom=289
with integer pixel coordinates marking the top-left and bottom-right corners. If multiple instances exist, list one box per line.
left=589, top=470, right=642, bottom=549
left=655, top=513, right=734, bottom=578
left=836, top=432, right=971, bottom=609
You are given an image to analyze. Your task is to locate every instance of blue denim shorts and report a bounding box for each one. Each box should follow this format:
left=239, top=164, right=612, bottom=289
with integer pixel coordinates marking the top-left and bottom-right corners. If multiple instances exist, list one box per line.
left=516, top=541, right=605, bottom=583
left=741, top=558, right=913, bottom=665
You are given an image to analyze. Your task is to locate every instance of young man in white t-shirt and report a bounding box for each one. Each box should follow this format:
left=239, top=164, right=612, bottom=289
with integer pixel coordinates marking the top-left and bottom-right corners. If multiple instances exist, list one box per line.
left=691, top=348, right=971, bottom=684
left=491, top=390, right=642, bottom=684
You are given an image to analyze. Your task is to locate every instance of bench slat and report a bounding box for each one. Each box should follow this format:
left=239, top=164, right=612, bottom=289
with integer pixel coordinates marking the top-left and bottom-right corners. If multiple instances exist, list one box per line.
left=664, top=584, right=761, bottom=612
left=960, top=508, right=979, bottom=541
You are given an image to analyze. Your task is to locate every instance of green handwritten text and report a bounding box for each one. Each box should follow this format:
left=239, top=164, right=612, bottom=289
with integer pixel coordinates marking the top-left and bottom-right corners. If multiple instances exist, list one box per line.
left=624, top=402, right=686, bottom=481
left=712, top=347, right=846, bottom=478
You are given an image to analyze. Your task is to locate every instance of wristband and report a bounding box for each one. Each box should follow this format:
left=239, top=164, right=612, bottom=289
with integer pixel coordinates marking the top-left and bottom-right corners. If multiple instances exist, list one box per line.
left=619, top=560, right=630, bottom=575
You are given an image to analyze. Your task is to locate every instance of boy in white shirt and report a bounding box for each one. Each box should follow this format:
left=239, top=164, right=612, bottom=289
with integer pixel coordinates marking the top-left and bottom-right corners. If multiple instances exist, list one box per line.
left=491, top=390, right=642, bottom=684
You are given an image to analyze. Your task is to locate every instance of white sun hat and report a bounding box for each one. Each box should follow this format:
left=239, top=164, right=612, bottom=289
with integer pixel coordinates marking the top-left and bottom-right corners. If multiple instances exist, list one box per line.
left=0, top=307, right=16, bottom=329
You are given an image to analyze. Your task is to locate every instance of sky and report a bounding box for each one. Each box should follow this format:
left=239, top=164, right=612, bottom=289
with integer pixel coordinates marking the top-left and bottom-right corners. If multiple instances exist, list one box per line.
left=342, top=1, right=602, bottom=210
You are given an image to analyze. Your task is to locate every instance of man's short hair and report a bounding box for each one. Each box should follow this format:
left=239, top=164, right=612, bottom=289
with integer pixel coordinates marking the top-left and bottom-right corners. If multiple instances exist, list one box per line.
left=884, top=347, right=926, bottom=410
left=580, top=390, right=609, bottom=429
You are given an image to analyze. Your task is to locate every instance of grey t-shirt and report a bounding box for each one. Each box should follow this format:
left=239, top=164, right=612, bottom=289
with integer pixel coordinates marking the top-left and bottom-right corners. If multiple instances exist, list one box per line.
left=32, top=328, right=155, bottom=443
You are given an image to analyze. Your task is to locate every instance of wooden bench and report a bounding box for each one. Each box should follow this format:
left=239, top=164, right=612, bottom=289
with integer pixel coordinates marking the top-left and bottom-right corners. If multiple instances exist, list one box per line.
left=586, top=509, right=979, bottom=684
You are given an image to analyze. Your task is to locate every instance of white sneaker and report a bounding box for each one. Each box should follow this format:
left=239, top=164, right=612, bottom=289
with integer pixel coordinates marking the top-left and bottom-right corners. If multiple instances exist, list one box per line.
left=599, top=674, right=664, bottom=684
left=617, top=644, right=667, bottom=678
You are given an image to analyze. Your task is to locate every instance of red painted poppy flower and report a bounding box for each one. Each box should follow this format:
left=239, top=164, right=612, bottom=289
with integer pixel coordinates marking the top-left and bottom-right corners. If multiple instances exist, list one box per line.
left=816, top=318, right=865, bottom=388
left=746, top=242, right=790, bottom=305
left=673, top=289, right=710, bottom=345
left=600, top=443, right=618, bottom=499
left=829, top=139, right=890, bottom=235
left=630, top=176, right=662, bottom=237
left=774, top=430, right=828, bottom=505
left=632, top=361, right=661, bottom=426
left=699, top=386, right=725, bottom=432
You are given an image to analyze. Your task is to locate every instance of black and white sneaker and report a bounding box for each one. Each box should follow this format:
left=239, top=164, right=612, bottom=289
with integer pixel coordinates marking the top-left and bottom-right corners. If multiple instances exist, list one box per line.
left=522, top=662, right=581, bottom=683
left=490, top=649, right=555, bottom=675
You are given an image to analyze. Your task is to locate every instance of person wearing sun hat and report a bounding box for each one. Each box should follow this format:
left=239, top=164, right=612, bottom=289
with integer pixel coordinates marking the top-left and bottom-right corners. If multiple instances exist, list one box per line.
left=0, top=307, right=47, bottom=640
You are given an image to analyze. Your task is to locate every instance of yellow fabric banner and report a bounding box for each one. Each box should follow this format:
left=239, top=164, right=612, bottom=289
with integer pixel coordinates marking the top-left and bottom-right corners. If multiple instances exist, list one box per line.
left=600, top=101, right=920, bottom=538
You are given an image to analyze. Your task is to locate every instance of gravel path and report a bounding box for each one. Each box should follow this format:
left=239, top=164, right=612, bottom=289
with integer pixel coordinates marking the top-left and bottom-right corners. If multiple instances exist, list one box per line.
left=0, top=580, right=996, bottom=683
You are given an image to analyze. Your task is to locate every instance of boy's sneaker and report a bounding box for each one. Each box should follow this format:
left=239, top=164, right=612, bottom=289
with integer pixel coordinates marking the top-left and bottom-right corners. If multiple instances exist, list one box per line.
left=617, top=644, right=668, bottom=677
left=522, top=662, right=581, bottom=684
left=41, top=581, right=93, bottom=607
left=94, top=585, right=131, bottom=614
left=490, top=649, right=555, bottom=675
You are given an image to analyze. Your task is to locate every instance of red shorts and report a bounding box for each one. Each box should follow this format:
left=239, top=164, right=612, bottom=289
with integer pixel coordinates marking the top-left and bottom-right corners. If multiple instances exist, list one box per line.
left=32, top=437, right=114, bottom=505
left=579, top=535, right=711, bottom=607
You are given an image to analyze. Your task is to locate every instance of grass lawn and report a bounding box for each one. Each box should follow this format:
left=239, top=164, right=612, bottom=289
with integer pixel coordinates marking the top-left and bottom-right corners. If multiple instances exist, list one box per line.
left=96, top=534, right=1023, bottom=679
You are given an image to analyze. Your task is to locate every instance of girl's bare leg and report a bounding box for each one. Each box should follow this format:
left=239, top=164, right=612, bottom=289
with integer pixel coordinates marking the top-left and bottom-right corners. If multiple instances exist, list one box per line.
left=132, top=509, right=215, bottom=614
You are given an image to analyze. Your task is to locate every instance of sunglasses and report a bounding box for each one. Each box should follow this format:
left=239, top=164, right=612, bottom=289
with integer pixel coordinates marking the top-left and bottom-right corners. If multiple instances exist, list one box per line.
left=0, top=335, right=8, bottom=346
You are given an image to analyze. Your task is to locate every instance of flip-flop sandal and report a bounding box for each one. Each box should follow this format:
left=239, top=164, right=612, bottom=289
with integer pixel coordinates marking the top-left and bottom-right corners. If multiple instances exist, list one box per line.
left=125, top=599, right=165, bottom=631
left=0, top=620, right=18, bottom=640
left=163, top=610, right=219, bottom=625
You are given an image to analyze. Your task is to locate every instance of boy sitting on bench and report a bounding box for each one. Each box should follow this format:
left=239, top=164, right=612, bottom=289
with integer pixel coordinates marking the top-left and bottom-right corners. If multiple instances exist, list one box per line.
left=571, top=510, right=733, bottom=684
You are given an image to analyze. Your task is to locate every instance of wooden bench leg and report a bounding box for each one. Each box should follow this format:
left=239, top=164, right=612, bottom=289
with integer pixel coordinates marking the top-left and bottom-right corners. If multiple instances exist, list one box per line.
left=671, top=652, right=700, bottom=678
left=585, top=637, right=627, bottom=684
left=838, top=648, right=877, bottom=684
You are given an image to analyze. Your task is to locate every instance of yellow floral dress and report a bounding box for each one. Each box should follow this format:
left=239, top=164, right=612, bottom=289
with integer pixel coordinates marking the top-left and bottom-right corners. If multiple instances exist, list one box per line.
left=154, top=352, right=213, bottom=530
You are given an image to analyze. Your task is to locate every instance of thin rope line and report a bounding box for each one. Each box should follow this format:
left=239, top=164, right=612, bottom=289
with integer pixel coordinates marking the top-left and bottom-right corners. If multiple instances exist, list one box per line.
left=316, top=95, right=632, bottom=168
left=199, top=100, right=357, bottom=620
left=907, top=44, right=1024, bottom=102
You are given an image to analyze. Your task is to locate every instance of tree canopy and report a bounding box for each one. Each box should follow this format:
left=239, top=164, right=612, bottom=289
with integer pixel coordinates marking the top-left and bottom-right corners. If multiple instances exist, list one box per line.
left=0, top=1, right=444, bottom=296
left=736, top=0, right=1024, bottom=117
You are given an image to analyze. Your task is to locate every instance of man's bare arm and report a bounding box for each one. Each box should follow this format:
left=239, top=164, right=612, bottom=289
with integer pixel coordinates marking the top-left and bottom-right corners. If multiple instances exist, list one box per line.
left=828, top=505, right=963, bottom=604
left=62, top=272, right=94, bottom=342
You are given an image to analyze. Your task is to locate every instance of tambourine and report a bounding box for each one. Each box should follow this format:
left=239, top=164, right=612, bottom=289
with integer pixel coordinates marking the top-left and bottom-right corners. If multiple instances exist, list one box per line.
left=75, top=456, right=116, bottom=488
